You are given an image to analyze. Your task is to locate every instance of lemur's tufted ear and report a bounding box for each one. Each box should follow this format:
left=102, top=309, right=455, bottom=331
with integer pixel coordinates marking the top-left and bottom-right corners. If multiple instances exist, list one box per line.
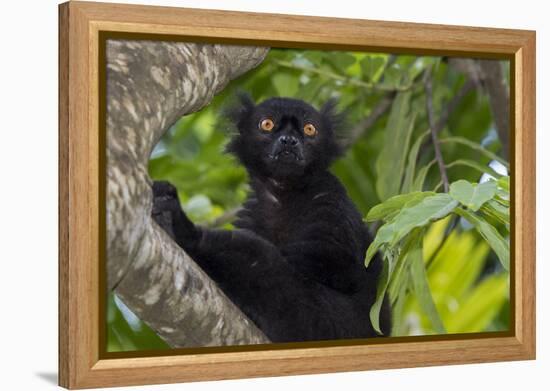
left=223, top=91, right=256, bottom=132
left=320, top=98, right=348, bottom=155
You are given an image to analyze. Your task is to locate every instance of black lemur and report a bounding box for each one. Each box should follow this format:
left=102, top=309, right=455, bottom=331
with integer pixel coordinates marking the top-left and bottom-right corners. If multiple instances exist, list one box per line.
left=151, top=95, right=391, bottom=343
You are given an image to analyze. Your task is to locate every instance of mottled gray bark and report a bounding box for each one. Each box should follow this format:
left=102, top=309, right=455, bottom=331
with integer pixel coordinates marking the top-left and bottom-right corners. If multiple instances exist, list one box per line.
left=106, top=39, right=270, bottom=347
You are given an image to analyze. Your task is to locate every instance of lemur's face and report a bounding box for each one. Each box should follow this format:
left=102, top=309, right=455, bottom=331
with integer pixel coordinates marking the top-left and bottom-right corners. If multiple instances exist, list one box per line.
left=226, top=96, right=342, bottom=180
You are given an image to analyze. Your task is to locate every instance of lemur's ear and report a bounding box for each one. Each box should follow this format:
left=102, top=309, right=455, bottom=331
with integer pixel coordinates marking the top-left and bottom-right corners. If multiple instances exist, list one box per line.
left=320, top=98, right=348, bottom=154
left=223, top=91, right=256, bottom=131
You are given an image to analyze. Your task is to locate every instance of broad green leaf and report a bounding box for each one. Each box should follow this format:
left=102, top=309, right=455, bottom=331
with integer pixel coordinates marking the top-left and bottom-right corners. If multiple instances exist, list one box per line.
left=272, top=72, right=299, bottom=96
left=422, top=216, right=451, bottom=261
left=410, top=229, right=493, bottom=333
left=446, top=274, right=509, bottom=333
left=365, top=193, right=458, bottom=266
left=380, top=193, right=458, bottom=246
left=449, top=180, right=497, bottom=212
left=455, top=208, right=510, bottom=270
left=446, top=159, right=504, bottom=179
left=410, top=246, right=446, bottom=334
left=481, top=200, right=510, bottom=227
left=388, top=229, right=422, bottom=300
left=439, top=136, right=509, bottom=168
left=366, top=191, right=435, bottom=222
left=327, top=52, right=357, bottom=71
left=498, top=176, right=510, bottom=191
left=427, top=228, right=490, bottom=301
left=495, top=191, right=510, bottom=206
left=381, top=64, right=404, bottom=89
left=445, top=241, right=490, bottom=300
left=303, top=51, right=323, bottom=66
left=391, top=278, right=409, bottom=336
left=365, top=227, right=393, bottom=267
left=375, top=92, right=415, bottom=201
left=412, top=159, right=437, bottom=191
left=402, top=130, right=430, bottom=193
left=408, top=57, right=438, bottom=80
left=369, top=254, right=390, bottom=334
left=360, top=56, right=385, bottom=82
left=495, top=177, right=510, bottom=205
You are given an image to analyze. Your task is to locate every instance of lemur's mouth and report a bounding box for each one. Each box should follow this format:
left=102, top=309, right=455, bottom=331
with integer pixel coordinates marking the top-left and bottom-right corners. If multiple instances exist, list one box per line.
left=269, top=150, right=303, bottom=162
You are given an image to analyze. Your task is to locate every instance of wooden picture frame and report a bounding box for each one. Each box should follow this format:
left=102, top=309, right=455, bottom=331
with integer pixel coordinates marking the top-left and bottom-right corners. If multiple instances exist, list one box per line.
left=59, top=1, right=536, bottom=389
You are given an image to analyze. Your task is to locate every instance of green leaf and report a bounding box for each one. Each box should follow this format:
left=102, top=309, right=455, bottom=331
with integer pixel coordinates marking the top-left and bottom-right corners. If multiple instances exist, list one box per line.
left=498, top=176, right=510, bottom=191
left=391, top=278, right=409, bottom=336
left=446, top=159, right=504, bottom=179
left=449, top=179, right=497, bottom=212
left=360, top=56, right=385, bottom=82
left=446, top=274, right=509, bottom=333
left=375, top=92, right=416, bottom=200
left=369, top=254, right=390, bottom=334
left=455, top=208, right=510, bottom=270
left=412, top=159, right=437, bottom=191
left=410, top=246, right=446, bottom=334
left=366, top=191, right=435, bottom=222
left=379, top=193, right=458, bottom=246
left=365, top=227, right=393, bottom=267
left=439, top=136, right=509, bottom=168
left=408, top=57, right=438, bottom=80
left=272, top=72, right=299, bottom=96
left=402, top=130, right=430, bottom=193
left=382, top=64, right=404, bottom=89
left=365, top=193, right=458, bottom=266
left=327, top=52, right=357, bottom=71
left=481, top=200, right=510, bottom=227
left=388, top=229, right=422, bottom=300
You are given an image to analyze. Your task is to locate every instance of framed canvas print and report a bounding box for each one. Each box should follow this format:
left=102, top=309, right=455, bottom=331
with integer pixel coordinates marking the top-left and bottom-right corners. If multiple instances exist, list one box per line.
left=58, top=1, right=536, bottom=389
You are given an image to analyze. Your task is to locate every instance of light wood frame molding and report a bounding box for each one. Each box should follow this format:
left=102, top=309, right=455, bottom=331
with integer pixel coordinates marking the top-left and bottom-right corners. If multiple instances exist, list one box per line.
left=59, top=1, right=536, bottom=388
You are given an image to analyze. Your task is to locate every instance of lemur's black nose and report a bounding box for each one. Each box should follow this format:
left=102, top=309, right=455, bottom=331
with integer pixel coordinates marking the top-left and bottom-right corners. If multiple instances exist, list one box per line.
left=279, top=135, right=298, bottom=146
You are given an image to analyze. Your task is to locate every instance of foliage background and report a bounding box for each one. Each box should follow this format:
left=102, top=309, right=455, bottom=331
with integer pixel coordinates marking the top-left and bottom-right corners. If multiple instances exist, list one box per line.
left=107, top=48, right=510, bottom=352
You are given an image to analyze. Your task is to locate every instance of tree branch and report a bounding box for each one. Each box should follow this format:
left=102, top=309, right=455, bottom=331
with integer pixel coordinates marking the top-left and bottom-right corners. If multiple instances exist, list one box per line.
left=106, top=40, right=270, bottom=348
left=435, top=78, right=476, bottom=133
left=478, top=60, right=510, bottom=159
left=448, top=58, right=510, bottom=159
left=417, top=77, right=476, bottom=164
left=424, top=69, right=450, bottom=193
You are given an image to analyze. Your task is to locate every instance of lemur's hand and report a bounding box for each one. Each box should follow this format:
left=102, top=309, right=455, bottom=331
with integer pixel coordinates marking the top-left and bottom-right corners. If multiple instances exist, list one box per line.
left=152, top=180, right=201, bottom=250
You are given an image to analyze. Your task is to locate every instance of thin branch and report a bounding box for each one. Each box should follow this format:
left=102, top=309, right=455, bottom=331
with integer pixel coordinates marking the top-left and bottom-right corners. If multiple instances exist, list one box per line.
left=448, top=58, right=509, bottom=159
left=435, top=79, right=476, bottom=133
left=478, top=60, right=510, bottom=159
left=273, top=59, right=419, bottom=92
left=424, top=69, right=450, bottom=193
left=424, top=215, right=460, bottom=270
left=417, top=78, right=476, bottom=159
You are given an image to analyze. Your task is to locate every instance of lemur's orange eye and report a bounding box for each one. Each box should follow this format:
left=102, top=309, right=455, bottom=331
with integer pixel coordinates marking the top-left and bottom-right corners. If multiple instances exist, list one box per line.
left=304, top=123, right=317, bottom=137
left=259, top=118, right=275, bottom=132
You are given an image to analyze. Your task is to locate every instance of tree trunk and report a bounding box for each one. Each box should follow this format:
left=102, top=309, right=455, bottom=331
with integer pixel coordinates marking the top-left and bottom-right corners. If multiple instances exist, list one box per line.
left=106, top=39, right=270, bottom=347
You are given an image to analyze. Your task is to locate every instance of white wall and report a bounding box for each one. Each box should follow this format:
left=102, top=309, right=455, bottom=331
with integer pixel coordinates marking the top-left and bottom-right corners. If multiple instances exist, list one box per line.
left=1, top=0, right=546, bottom=389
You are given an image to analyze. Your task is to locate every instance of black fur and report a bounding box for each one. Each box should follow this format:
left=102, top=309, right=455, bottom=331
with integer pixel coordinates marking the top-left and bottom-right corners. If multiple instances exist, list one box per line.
left=152, top=95, right=391, bottom=343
